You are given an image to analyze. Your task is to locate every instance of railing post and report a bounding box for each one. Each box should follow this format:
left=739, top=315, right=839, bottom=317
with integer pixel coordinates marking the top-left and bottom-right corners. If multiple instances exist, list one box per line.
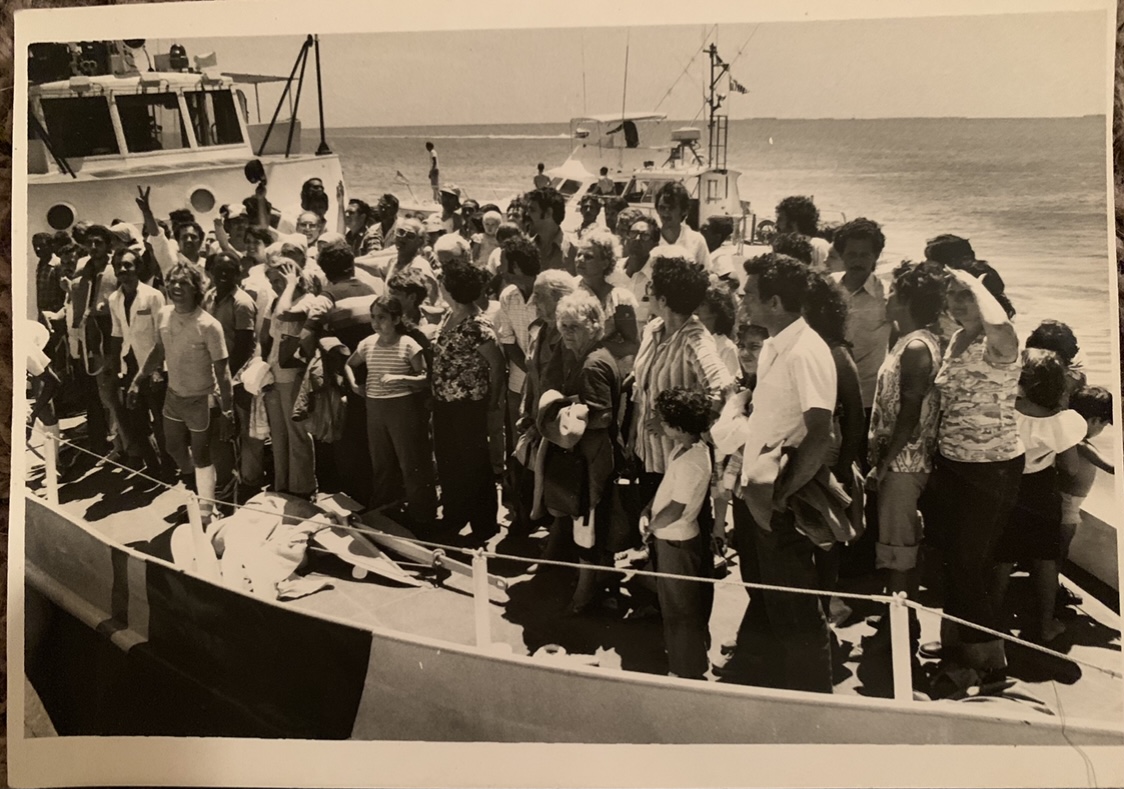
left=889, top=591, right=913, bottom=702
left=43, top=428, right=59, bottom=506
left=472, top=549, right=491, bottom=647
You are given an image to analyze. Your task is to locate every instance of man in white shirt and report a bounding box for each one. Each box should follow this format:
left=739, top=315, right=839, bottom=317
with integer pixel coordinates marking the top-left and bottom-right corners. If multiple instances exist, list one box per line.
left=723, top=252, right=838, bottom=693
left=830, top=218, right=891, bottom=419
left=108, top=249, right=169, bottom=475
left=655, top=181, right=710, bottom=270
left=610, top=216, right=659, bottom=326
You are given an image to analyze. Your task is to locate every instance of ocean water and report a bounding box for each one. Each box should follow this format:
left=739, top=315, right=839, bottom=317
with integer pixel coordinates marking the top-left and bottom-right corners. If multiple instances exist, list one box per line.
left=327, top=116, right=1115, bottom=388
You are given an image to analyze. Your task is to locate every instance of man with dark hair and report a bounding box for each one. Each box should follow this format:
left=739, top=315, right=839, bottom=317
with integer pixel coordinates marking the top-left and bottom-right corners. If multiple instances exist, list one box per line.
left=299, top=239, right=379, bottom=502
left=360, top=193, right=401, bottom=255
left=495, top=236, right=540, bottom=478
left=523, top=186, right=576, bottom=274
left=831, top=217, right=890, bottom=415
left=135, top=186, right=206, bottom=278
left=108, top=249, right=169, bottom=476
left=700, top=215, right=740, bottom=286
left=776, top=195, right=831, bottom=269
left=34, top=231, right=66, bottom=321
left=576, top=194, right=602, bottom=240
left=344, top=198, right=374, bottom=254
left=617, top=216, right=661, bottom=326
left=300, top=178, right=329, bottom=217
left=203, top=253, right=261, bottom=499
left=720, top=252, right=838, bottom=693
left=68, top=223, right=121, bottom=456
left=655, top=181, right=709, bottom=269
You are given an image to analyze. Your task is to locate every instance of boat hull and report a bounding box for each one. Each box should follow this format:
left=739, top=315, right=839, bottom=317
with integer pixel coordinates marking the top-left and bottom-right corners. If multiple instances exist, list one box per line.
left=23, top=496, right=1124, bottom=745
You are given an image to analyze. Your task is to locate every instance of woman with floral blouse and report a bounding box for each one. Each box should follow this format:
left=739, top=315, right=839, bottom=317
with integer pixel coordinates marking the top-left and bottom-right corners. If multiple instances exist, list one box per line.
left=431, top=258, right=507, bottom=542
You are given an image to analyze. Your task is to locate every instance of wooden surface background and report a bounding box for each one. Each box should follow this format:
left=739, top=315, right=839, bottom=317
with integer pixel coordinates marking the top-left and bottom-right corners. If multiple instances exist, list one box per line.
left=0, top=2, right=1122, bottom=785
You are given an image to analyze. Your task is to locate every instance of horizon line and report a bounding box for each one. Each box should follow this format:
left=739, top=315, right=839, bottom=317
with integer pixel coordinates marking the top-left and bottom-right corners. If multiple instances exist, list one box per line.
left=314, top=114, right=1105, bottom=130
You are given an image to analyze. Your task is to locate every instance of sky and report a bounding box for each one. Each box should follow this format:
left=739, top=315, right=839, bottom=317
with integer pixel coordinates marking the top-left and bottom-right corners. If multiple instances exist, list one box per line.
left=153, top=11, right=1111, bottom=128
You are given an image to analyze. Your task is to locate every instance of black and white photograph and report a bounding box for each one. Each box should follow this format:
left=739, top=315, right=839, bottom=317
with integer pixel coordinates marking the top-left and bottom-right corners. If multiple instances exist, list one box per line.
left=7, top=0, right=1124, bottom=786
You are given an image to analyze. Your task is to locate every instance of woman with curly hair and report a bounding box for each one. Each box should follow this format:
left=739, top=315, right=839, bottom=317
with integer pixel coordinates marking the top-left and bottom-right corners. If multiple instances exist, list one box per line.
left=629, top=252, right=734, bottom=551
left=549, top=291, right=622, bottom=612
left=432, top=259, right=507, bottom=542
left=867, top=260, right=946, bottom=623
left=575, top=229, right=640, bottom=374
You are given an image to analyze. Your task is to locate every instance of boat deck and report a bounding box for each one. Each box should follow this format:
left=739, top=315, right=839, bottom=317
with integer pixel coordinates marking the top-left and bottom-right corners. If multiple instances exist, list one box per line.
left=23, top=423, right=1124, bottom=729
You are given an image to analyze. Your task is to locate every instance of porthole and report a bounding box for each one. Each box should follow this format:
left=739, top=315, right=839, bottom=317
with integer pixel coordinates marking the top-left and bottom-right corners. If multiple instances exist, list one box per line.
left=189, top=186, right=216, bottom=214
left=46, top=202, right=75, bottom=230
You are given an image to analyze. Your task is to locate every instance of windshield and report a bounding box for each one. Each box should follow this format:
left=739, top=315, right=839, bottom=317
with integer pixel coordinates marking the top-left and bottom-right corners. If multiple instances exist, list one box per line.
left=183, top=90, right=244, bottom=147
left=116, top=93, right=190, bottom=152
left=37, top=96, right=119, bottom=157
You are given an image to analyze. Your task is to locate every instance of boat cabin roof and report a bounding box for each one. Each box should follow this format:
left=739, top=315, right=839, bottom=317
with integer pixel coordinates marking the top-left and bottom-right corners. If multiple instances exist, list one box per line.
left=31, top=70, right=235, bottom=98
left=571, top=112, right=667, bottom=124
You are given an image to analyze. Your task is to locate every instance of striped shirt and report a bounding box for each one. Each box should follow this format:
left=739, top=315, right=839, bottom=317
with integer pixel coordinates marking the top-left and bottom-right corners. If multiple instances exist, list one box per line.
left=631, top=315, right=734, bottom=473
left=351, top=334, right=423, bottom=399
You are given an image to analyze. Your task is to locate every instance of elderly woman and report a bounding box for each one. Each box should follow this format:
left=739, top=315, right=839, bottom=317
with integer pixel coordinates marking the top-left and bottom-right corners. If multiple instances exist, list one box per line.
left=432, top=258, right=507, bottom=543
left=259, top=255, right=321, bottom=498
left=575, top=229, right=641, bottom=375
left=927, top=260, right=1023, bottom=676
left=541, top=291, right=622, bottom=612
left=520, top=270, right=579, bottom=424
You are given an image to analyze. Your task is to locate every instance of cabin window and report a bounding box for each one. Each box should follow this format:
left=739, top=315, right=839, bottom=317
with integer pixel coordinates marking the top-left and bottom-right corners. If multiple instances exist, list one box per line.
left=624, top=178, right=674, bottom=204
left=705, top=178, right=726, bottom=202
left=554, top=179, right=584, bottom=198
left=184, top=90, right=244, bottom=147
left=116, top=93, right=190, bottom=152
left=37, top=97, right=119, bottom=157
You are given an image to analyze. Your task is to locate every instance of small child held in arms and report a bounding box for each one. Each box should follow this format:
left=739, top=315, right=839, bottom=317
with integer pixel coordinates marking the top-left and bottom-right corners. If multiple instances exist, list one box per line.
left=993, top=349, right=1086, bottom=643
left=641, top=387, right=716, bottom=680
left=1056, top=385, right=1115, bottom=607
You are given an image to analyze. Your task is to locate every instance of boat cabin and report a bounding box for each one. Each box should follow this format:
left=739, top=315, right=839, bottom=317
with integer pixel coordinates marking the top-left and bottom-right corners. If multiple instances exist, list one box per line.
left=28, top=71, right=254, bottom=175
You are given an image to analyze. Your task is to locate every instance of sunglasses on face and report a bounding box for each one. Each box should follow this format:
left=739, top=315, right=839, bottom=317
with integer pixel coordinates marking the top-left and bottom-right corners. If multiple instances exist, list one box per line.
left=396, top=229, right=419, bottom=239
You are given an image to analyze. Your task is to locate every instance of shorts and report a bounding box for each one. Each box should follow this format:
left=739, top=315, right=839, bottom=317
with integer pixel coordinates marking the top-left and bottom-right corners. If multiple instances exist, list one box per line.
left=163, top=390, right=213, bottom=433
left=875, top=471, right=929, bottom=572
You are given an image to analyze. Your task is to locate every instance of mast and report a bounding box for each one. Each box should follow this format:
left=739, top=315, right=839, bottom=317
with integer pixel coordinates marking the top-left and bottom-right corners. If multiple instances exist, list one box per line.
left=705, top=43, right=729, bottom=171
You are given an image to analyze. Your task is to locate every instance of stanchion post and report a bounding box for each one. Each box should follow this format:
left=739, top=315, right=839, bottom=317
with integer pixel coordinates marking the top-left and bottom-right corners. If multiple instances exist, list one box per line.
left=43, top=428, right=59, bottom=506
left=472, top=549, right=491, bottom=647
left=889, top=591, right=913, bottom=702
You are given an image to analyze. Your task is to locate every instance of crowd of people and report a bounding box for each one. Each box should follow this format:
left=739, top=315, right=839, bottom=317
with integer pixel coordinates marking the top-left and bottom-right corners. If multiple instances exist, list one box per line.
left=27, top=173, right=1117, bottom=693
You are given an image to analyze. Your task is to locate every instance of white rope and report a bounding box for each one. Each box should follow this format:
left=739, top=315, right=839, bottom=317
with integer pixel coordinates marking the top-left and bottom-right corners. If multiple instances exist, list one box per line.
left=29, top=425, right=1124, bottom=681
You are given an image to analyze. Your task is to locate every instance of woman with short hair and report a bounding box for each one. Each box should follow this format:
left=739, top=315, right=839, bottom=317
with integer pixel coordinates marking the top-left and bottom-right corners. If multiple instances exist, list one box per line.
left=431, top=259, right=507, bottom=542
left=547, top=291, right=622, bottom=612
left=575, top=230, right=640, bottom=374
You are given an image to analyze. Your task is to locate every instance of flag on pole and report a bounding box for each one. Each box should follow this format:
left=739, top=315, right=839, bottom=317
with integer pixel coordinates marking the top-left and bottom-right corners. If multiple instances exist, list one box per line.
left=730, top=77, right=748, bottom=95
left=394, top=170, right=410, bottom=182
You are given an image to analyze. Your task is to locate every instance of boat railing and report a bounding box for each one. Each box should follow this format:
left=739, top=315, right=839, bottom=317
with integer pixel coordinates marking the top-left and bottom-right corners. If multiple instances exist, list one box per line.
left=28, top=426, right=1124, bottom=701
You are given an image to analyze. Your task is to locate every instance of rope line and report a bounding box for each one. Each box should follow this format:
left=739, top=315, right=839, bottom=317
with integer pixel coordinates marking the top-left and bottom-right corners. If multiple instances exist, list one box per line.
left=27, top=426, right=1124, bottom=681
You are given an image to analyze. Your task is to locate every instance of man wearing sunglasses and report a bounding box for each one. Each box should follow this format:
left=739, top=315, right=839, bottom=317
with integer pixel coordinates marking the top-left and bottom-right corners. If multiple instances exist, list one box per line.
left=383, top=217, right=439, bottom=304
